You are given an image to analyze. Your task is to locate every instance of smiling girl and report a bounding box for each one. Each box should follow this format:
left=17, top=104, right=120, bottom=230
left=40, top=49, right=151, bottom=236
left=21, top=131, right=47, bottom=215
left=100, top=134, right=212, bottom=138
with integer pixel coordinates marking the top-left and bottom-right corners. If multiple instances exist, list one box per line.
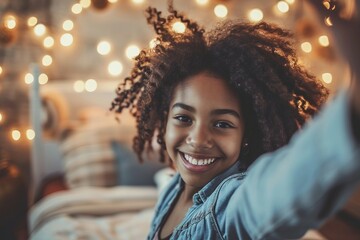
left=111, top=1, right=360, bottom=239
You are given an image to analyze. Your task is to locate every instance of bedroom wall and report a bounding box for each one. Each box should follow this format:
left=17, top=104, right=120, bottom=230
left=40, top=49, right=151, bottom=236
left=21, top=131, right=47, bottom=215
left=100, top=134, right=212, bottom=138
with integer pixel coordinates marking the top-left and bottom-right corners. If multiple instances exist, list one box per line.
left=0, top=0, right=351, bottom=204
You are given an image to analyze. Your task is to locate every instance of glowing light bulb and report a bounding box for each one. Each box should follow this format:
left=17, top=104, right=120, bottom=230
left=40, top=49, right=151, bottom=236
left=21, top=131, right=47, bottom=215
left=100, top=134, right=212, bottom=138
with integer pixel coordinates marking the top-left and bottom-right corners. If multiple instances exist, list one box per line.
left=39, top=73, right=49, bottom=85
left=301, top=42, right=312, bottom=53
left=4, top=15, right=17, bottom=29
left=43, top=36, right=54, bottom=48
left=42, top=55, right=53, bottom=66
left=73, top=80, right=85, bottom=92
left=325, top=17, right=333, bottom=26
left=172, top=22, right=186, bottom=33
left=60, top=33, right=73, bottom=46
left=125, top=45, right=141, bottom=59
left=80, top=0, right=91, bottom=8
left=12, top=130, right=21, bottom=141
left=25, top=73, right=34, bottom=84
left=318, top=35, right=329, bottom=47
left=26, top=129, right=35, bottom=140
left=97, top=41, right=112, bottom=55
left=0, top=66, right=3, bottom=75
left=323, top=0, right=336, bottom=10
left=108, top=60, right=123, bottom=76
left=27, top=16, right=38, bottom=27
left=72, top=3, right=83, bottom=14
left=196, top=0, right=209, bottom=6
left=132, top=0, right=145, bottom=4
left=62, top=20, right=74, bottom=31
left=0, top=113, right=3, bottom=123
left=248, top=8, right=264, bottom=22
left=277, top=1, right=290, bottom=13
left=85, top=79, right=97, bottom=92
left=214, top=4, right=228, bottom=18
left=322, top=73, right=332, bottom=84
left=34, top=24, right=46, bottom=37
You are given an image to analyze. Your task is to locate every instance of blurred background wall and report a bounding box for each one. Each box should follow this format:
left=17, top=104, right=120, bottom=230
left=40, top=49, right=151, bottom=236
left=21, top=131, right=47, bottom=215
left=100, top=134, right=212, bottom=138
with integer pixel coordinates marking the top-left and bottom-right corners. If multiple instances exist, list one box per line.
left=0, top=0, right=349, bottom=188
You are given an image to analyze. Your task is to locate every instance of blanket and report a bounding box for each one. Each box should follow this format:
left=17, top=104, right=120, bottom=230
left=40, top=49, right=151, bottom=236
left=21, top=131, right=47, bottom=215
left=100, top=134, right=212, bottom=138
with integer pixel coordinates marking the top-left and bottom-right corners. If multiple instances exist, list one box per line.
left=29, top=186, right=158, bottom=240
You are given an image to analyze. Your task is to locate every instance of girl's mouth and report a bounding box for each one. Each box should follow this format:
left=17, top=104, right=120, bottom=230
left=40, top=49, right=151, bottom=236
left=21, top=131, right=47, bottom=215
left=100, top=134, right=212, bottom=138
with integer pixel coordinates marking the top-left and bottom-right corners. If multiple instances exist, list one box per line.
left=179, top=151, right=218, bottom=173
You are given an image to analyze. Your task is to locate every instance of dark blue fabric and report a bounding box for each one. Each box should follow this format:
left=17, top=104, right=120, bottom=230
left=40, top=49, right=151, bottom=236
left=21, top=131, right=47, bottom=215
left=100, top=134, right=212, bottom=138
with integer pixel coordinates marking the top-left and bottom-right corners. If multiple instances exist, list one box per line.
left=111, top=141, right=166, bottom=186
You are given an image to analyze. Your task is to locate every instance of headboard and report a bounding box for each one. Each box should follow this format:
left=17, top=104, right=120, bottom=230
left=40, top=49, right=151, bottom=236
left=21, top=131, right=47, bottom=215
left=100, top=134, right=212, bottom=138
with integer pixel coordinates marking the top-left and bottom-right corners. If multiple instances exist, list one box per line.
left=29, top=72, right=134, bottom=202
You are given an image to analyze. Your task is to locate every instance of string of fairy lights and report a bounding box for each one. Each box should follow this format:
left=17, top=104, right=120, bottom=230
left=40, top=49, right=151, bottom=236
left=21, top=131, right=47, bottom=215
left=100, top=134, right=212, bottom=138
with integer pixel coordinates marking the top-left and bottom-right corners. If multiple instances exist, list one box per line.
left=0, top=0, right=338, bottom=144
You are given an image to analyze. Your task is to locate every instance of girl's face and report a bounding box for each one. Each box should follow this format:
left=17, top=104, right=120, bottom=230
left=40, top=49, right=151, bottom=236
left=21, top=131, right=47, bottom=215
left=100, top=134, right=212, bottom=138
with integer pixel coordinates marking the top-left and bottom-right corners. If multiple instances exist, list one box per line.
left=165, top=72, right=245, bottom=189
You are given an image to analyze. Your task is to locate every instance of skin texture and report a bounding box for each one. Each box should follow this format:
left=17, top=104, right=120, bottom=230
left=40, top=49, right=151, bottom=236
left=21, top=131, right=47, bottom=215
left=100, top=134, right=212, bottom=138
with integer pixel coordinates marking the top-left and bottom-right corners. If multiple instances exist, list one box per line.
left=161, top=71, right=245, bottom=238
left=165, top=71, right=245, bottom=195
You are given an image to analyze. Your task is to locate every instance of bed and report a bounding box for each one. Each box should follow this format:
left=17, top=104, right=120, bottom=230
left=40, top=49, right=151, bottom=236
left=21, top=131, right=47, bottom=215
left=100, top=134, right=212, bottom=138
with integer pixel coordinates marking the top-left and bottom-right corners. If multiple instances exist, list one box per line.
left=28, top=78, right=329, bottom=239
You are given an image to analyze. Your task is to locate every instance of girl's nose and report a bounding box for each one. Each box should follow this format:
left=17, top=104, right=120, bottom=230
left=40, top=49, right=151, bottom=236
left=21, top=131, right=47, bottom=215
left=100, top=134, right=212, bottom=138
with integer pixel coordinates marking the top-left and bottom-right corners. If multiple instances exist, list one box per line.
left=185, top=124, right=213, bottom=149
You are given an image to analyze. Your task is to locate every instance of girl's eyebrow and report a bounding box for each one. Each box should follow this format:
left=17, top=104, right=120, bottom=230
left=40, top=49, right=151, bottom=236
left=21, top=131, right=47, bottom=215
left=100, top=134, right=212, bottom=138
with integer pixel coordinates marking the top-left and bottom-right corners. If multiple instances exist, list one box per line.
left=211, top=109, right=241, bottom=119
left=171, top=103, right=195, bottom=112
left=171, top=103, right=241, bottom=119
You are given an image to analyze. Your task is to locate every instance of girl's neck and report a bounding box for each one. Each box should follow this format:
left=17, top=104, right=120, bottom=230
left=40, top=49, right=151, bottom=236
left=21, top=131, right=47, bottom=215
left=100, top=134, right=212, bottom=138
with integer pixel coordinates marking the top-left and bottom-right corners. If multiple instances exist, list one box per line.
left=181, top=184, right=201, bottom=203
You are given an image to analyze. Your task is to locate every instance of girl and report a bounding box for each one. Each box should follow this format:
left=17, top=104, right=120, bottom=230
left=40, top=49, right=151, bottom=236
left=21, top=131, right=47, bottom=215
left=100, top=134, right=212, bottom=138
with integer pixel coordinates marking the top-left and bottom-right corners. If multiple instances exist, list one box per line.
left=111, top=1, right=360, bottom=239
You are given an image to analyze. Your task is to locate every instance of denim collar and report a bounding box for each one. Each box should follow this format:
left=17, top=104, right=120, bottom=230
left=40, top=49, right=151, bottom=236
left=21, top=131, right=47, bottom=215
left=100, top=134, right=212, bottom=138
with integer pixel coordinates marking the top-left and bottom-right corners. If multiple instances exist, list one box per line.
left=175, top=161, right=244, bottom=205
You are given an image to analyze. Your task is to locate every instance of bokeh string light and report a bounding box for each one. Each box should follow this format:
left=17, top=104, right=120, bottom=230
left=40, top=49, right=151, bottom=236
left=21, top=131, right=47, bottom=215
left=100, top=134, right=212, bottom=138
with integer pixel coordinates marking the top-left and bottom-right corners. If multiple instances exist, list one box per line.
left=0, top=0, right=344, bottom=146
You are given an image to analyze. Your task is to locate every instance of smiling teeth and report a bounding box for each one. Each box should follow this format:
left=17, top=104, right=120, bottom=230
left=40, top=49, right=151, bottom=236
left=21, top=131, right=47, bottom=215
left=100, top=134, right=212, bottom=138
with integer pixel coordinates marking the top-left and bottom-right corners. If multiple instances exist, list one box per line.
left=184, top=153, right=215, bottom=166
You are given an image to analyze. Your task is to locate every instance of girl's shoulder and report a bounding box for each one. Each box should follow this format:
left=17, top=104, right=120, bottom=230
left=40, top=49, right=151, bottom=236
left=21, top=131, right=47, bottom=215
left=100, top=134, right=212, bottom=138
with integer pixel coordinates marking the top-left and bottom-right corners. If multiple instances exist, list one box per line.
left=211, top=171, right=247, bottom=205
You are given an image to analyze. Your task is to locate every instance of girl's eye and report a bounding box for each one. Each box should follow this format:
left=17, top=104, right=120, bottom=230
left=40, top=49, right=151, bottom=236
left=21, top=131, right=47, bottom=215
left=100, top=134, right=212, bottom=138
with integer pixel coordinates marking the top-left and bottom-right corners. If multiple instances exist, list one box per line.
left=174, top=115, right=192, bottom=123
left=214, top=121, right=234, bottom=129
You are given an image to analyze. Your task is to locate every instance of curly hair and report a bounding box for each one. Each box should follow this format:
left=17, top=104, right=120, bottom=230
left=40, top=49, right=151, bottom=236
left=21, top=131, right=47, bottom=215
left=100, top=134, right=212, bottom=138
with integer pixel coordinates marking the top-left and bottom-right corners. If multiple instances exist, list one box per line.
left=111, top=2, right=329, bottom=169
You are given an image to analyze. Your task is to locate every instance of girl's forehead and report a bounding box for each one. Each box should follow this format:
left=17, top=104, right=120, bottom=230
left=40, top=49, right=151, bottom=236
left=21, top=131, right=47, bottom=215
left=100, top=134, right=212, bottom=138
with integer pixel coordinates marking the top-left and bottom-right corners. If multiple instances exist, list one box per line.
left=170, top=72, right=241, bottom=111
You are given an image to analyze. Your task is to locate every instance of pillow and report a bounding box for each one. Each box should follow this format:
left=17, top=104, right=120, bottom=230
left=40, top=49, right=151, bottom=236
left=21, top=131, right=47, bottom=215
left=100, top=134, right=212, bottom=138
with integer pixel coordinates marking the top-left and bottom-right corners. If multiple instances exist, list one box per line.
left=111, top=141, right=166, bottom=186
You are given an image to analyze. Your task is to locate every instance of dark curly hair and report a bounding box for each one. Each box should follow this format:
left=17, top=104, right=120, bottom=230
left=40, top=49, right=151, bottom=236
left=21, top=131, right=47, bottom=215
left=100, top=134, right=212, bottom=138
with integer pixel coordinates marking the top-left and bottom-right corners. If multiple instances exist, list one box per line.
left=111, top=2, right=329, bottom=169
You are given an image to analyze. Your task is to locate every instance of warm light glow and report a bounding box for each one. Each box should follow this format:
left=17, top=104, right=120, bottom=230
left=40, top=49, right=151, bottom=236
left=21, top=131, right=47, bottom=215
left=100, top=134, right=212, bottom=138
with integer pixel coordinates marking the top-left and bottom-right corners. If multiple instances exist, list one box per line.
left=214, top=4, right=228, bottom=18
left=132, top=0, right=145, bottom=4
left=34, top=24, right=46, bottom=37
left=27, top=16, right=38, bottom=27
left=248, top=8, right=264, bottom=22
left=39, top=73, right=49, bottom=85
left=97, top=41, right=112, bottom=55
left=4, top=15, right=17, bottom=29
left=80, top=0, right=91, bottom=8
left=325, top=16, right=333, bottom=26
left=125, top=45, right=141, bottom=59
left=0, top=113, right=2, bottom=123
left=277, top=1, right=290, bottom=13
left=172, top=21, right=186, bottom=33
left=301, top=42, right=312, bottom=53
left=12, top=130, right=21, bottom=141
left=322, top=72, right=332, bottom=84
left=26, top=129, right=35, bottom=140
left=318, top=35, right=329, bottom=47
left=0, top=66, right=2, bottom=75
left=25, top=73, right=34, bottom=84
left=73, top=80, right=85, bottom=93
left=42, top=55, right=53, bottom=66
left=149, top=38, right=160, bottom=49
left=43, top=36, right=54, bottom=48
left=285, top=0, right=295, bottom=4
left=62, top=20, right=74, bottom=31
left=323, top=0, right=336, bottom=10
left=108, top=0, right=118, bottom=3
left=60, top=33, right=74, bottom=46
left=85, top=79, right=97, bottom=92
left=108, top=60, right=123, bottom=76
left=196, top=0, right=209, bottom=6
left=72, top=3, right=83, bottom=14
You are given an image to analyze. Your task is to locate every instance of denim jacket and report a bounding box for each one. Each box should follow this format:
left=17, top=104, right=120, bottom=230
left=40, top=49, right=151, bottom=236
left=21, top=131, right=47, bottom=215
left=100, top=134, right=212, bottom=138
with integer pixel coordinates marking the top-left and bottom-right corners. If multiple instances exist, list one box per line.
left=147, top=90, right=360, bottom=240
